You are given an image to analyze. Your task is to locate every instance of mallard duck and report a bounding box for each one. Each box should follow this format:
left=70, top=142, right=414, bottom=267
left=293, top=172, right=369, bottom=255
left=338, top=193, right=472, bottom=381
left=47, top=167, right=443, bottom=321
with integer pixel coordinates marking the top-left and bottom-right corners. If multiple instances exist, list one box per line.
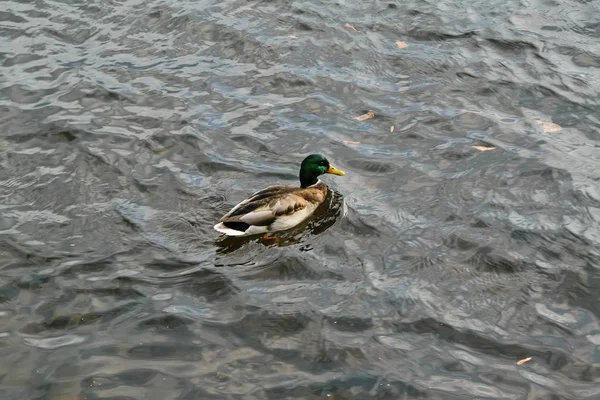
left=214, top=154, right=345, bottom=236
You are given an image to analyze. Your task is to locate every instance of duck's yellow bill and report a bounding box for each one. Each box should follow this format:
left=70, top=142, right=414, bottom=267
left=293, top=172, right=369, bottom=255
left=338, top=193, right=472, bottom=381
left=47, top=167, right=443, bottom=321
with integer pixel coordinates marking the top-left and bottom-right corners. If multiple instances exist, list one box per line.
left=327, top=165, right=345, bottom=176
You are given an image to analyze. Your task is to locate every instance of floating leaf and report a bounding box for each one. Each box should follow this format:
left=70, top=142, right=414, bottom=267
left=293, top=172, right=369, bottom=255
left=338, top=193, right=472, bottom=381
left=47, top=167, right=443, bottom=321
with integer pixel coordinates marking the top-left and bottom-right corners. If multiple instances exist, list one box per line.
left=396, top=41, right=408, bottom=49
left=472, top=145, right=496, bottom=152
left=390, top=126, right=395, bottom=132
left=353, top=111, right=375, bottom=121
left=517, top=357, right=532, bottom=365
left=536, top=120, right=561, bottom=133
left=215, top=371, right=229, bottom=380
left=344, top=23, right=359, bottom=32
left=343, top=140, right=360, bottom=145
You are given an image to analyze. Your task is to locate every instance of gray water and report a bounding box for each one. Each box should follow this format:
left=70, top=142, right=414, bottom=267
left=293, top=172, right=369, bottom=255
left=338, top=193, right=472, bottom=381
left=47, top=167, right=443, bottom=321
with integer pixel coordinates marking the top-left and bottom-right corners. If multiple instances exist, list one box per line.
left=2, top=0, right=600, bottom=399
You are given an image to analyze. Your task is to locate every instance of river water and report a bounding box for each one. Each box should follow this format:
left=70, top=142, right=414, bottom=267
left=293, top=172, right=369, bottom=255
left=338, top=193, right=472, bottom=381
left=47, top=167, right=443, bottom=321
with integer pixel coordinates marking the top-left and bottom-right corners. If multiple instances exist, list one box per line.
left=2, top=0, right=600, bottom=399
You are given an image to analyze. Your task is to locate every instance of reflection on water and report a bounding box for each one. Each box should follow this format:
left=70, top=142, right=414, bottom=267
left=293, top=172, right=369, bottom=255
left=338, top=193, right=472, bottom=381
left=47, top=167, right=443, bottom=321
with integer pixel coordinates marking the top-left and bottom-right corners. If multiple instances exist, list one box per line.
left=2, top=0, right=600, bottom=398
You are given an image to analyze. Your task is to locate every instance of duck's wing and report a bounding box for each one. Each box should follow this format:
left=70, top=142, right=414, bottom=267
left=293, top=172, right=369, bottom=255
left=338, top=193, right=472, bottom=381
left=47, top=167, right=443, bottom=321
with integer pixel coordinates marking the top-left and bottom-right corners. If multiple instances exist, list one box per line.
left=220, top=185, right=294, bottom=220
left=219, top=187, right=312, bottom=227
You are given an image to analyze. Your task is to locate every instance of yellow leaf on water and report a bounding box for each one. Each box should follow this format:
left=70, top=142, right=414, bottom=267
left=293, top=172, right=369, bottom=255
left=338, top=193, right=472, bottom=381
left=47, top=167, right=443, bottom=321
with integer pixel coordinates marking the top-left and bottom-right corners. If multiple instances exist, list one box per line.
left=215, top=371, right=229, bottom=380
left=344, top=23, right=359, bottom=32
left=343, top=140, right=360, bottom=145
left=352, top=111, right=375, bottom=121
left=390, top=126, right=395, bottom=132
left=472, top=145, right=496, bottom=152
left=396, top=41, right=408, bottom=49
left=536, top=120, right=561, bottom=133
left=517, top=357, right=532, bottom=365
left=461, top=109, right=481, bottom=114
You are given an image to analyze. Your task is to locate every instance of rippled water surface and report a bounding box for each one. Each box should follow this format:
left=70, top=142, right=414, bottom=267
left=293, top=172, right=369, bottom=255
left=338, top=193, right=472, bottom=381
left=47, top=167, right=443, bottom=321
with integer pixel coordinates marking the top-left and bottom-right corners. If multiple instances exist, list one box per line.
left=2, top=0, right=600, bottom=398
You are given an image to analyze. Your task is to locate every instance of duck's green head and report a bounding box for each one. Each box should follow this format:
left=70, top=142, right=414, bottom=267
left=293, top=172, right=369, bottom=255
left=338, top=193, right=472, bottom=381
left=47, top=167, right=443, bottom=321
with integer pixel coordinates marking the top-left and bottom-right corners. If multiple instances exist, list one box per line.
left=299, top=154, right=345, bottom=188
